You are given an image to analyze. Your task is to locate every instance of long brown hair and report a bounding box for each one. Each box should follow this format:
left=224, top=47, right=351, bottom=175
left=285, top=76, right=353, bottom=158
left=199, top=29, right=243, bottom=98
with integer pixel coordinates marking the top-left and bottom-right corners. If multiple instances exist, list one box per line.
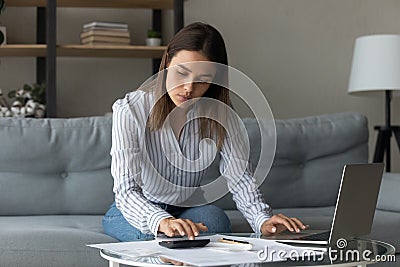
left=148, top=22, right=231, bottom=150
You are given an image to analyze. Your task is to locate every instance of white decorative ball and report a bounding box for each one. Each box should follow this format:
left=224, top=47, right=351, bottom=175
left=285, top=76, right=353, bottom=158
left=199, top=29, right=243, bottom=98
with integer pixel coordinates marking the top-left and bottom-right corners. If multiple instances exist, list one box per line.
left=12, top=100, right=22, bottom=107
left=35, top=109, right=45, bottom=118
left=11, top=107, right=20, bottom=114
left=26, top=107, right=34, bottom=114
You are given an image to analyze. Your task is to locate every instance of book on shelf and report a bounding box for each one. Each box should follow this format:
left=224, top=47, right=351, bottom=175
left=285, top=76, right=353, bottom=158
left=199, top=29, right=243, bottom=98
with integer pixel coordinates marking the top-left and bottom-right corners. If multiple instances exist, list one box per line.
left=83, top=21, right=128, bottom=30
left=83, top=26, right=129, bottom=32
left=82, top=42, right=130, bottom=46
left=81, top=21, right=131, bottom=46
left=81, top=35, right=130, bottom=45
left=80, top=30, right=130, bottom=39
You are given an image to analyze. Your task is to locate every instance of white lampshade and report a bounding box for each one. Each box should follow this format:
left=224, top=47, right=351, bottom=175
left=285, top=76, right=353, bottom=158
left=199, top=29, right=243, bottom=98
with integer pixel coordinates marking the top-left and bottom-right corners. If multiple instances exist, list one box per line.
left=348, top=34, right=400, bottom=95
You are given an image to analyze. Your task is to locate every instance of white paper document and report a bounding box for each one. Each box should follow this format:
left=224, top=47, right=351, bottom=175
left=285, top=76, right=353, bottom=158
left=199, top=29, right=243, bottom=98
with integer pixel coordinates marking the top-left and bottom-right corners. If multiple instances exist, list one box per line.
left=88, top=234, right=325, bottom=266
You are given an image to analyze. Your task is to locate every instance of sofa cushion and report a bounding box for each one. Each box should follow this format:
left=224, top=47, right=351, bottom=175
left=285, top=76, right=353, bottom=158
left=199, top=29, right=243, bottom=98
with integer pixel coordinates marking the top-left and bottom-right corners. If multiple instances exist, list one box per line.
left=0, top=117, right=115, bottom=215
left=212, top=112, right=369, bottom=210
left=0, top=215, right=117, bottom=267
left=377, top=173, right=400, bottom=213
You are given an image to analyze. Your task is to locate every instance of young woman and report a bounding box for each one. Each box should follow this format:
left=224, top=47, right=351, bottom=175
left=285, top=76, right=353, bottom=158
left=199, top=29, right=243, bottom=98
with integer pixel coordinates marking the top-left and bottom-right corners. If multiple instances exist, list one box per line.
left=103, top=22, right=306, bottom=242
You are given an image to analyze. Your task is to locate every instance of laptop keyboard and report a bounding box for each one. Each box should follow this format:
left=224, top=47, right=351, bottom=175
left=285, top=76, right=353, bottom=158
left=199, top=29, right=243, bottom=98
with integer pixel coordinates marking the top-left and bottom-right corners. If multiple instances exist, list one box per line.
left=300, top=231, right=330, bottom=241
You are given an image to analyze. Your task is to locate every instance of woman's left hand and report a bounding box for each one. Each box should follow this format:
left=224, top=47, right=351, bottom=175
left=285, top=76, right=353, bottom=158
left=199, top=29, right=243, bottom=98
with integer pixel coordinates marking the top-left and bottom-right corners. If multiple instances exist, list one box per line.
left=260, top=214, right=307, bottom=236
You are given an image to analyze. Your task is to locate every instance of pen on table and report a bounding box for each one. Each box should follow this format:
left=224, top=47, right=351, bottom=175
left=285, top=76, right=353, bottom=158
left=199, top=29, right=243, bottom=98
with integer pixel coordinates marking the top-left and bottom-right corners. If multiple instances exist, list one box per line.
left=218, top=238, right=250, bottom=245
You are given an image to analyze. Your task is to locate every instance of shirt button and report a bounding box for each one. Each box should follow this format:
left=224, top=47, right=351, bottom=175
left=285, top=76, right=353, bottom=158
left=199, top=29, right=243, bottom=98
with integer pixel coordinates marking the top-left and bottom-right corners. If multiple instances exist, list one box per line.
left=61, top=172, right=68, bottom=178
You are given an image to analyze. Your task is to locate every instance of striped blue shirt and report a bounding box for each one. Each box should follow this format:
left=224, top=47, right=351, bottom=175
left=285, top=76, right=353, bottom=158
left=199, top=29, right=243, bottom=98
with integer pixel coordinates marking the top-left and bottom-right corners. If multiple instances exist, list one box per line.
left=111, top=90, right=272, bottom=235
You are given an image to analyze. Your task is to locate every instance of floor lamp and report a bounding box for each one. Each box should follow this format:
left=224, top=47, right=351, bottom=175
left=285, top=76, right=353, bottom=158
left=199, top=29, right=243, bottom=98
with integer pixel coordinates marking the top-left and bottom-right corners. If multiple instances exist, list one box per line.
left=348, top=34, right=400, bottom=172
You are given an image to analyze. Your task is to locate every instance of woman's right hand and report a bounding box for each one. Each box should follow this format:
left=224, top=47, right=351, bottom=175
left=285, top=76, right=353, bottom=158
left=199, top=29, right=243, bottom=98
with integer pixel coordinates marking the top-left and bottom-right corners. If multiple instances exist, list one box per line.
left=159, top=217, right=208, bottom=240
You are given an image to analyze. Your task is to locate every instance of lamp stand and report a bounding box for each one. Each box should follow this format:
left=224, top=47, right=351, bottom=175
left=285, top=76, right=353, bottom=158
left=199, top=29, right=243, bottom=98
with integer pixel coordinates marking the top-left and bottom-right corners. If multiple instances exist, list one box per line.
left=373, top=90, right=400, bottom=172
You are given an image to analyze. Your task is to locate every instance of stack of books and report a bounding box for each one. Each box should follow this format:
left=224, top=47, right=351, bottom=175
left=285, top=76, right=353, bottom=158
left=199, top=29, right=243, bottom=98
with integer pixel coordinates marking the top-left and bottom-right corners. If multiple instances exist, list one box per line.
left=81, top=22, right=131, bottom=46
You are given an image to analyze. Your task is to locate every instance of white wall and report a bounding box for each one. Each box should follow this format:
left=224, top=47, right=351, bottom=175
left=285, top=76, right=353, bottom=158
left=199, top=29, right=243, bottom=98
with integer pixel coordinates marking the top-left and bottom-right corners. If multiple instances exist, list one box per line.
left=1, top=0, right=399, bottom=170
left=183, top=0, right=400, bottom=171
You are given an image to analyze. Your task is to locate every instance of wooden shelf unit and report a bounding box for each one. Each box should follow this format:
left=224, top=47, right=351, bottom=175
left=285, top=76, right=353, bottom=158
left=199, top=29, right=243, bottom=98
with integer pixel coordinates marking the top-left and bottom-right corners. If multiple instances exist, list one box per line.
left=6, top=0, right=174, bottom=9
left=1, top=0, right=184, bottom=117
left=0, top=44, right=166, bottom=58
left=58, top=45, right=166, bottom=57
left=0, top=44, right=46, bottom=57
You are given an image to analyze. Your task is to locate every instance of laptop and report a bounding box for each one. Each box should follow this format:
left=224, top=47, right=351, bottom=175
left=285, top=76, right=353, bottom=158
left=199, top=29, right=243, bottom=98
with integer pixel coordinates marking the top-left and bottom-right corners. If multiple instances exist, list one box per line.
left=262, top=163, right=384, bottom=246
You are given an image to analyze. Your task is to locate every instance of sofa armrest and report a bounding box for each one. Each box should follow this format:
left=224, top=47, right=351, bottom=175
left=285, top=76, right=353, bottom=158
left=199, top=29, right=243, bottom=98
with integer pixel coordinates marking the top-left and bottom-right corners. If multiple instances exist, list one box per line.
left=376, top=173, right=400, bottom=212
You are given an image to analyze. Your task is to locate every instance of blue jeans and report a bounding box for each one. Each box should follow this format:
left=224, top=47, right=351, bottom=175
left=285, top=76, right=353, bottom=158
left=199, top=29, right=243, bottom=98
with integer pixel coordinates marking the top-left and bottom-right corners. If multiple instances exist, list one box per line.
left=102, top=202, right=231, bottom=242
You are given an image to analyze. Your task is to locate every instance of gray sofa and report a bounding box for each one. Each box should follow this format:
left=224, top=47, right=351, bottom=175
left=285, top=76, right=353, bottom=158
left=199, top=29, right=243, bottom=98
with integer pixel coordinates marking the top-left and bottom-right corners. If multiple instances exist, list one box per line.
left=0, top=112, right=398, bottom=267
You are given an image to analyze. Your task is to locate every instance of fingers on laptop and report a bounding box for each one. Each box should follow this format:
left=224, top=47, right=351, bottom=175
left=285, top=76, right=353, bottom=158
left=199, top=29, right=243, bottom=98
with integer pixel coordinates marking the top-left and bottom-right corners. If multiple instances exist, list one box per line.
left=262, top=214, right=307, bottom=234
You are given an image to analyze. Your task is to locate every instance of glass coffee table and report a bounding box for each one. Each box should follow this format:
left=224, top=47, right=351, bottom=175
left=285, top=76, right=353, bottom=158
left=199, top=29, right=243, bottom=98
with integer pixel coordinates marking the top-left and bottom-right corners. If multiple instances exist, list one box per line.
left=99, top=234, right=395, bottom=267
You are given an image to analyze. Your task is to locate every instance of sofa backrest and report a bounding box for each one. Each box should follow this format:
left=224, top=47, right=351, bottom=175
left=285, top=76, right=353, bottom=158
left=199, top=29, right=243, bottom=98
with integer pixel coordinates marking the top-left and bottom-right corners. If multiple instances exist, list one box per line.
left=0, top=112, right=368, bottom=215
left=210, top=112, right=369, bottom=209
left=0, top=117, right=114, bottom=215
